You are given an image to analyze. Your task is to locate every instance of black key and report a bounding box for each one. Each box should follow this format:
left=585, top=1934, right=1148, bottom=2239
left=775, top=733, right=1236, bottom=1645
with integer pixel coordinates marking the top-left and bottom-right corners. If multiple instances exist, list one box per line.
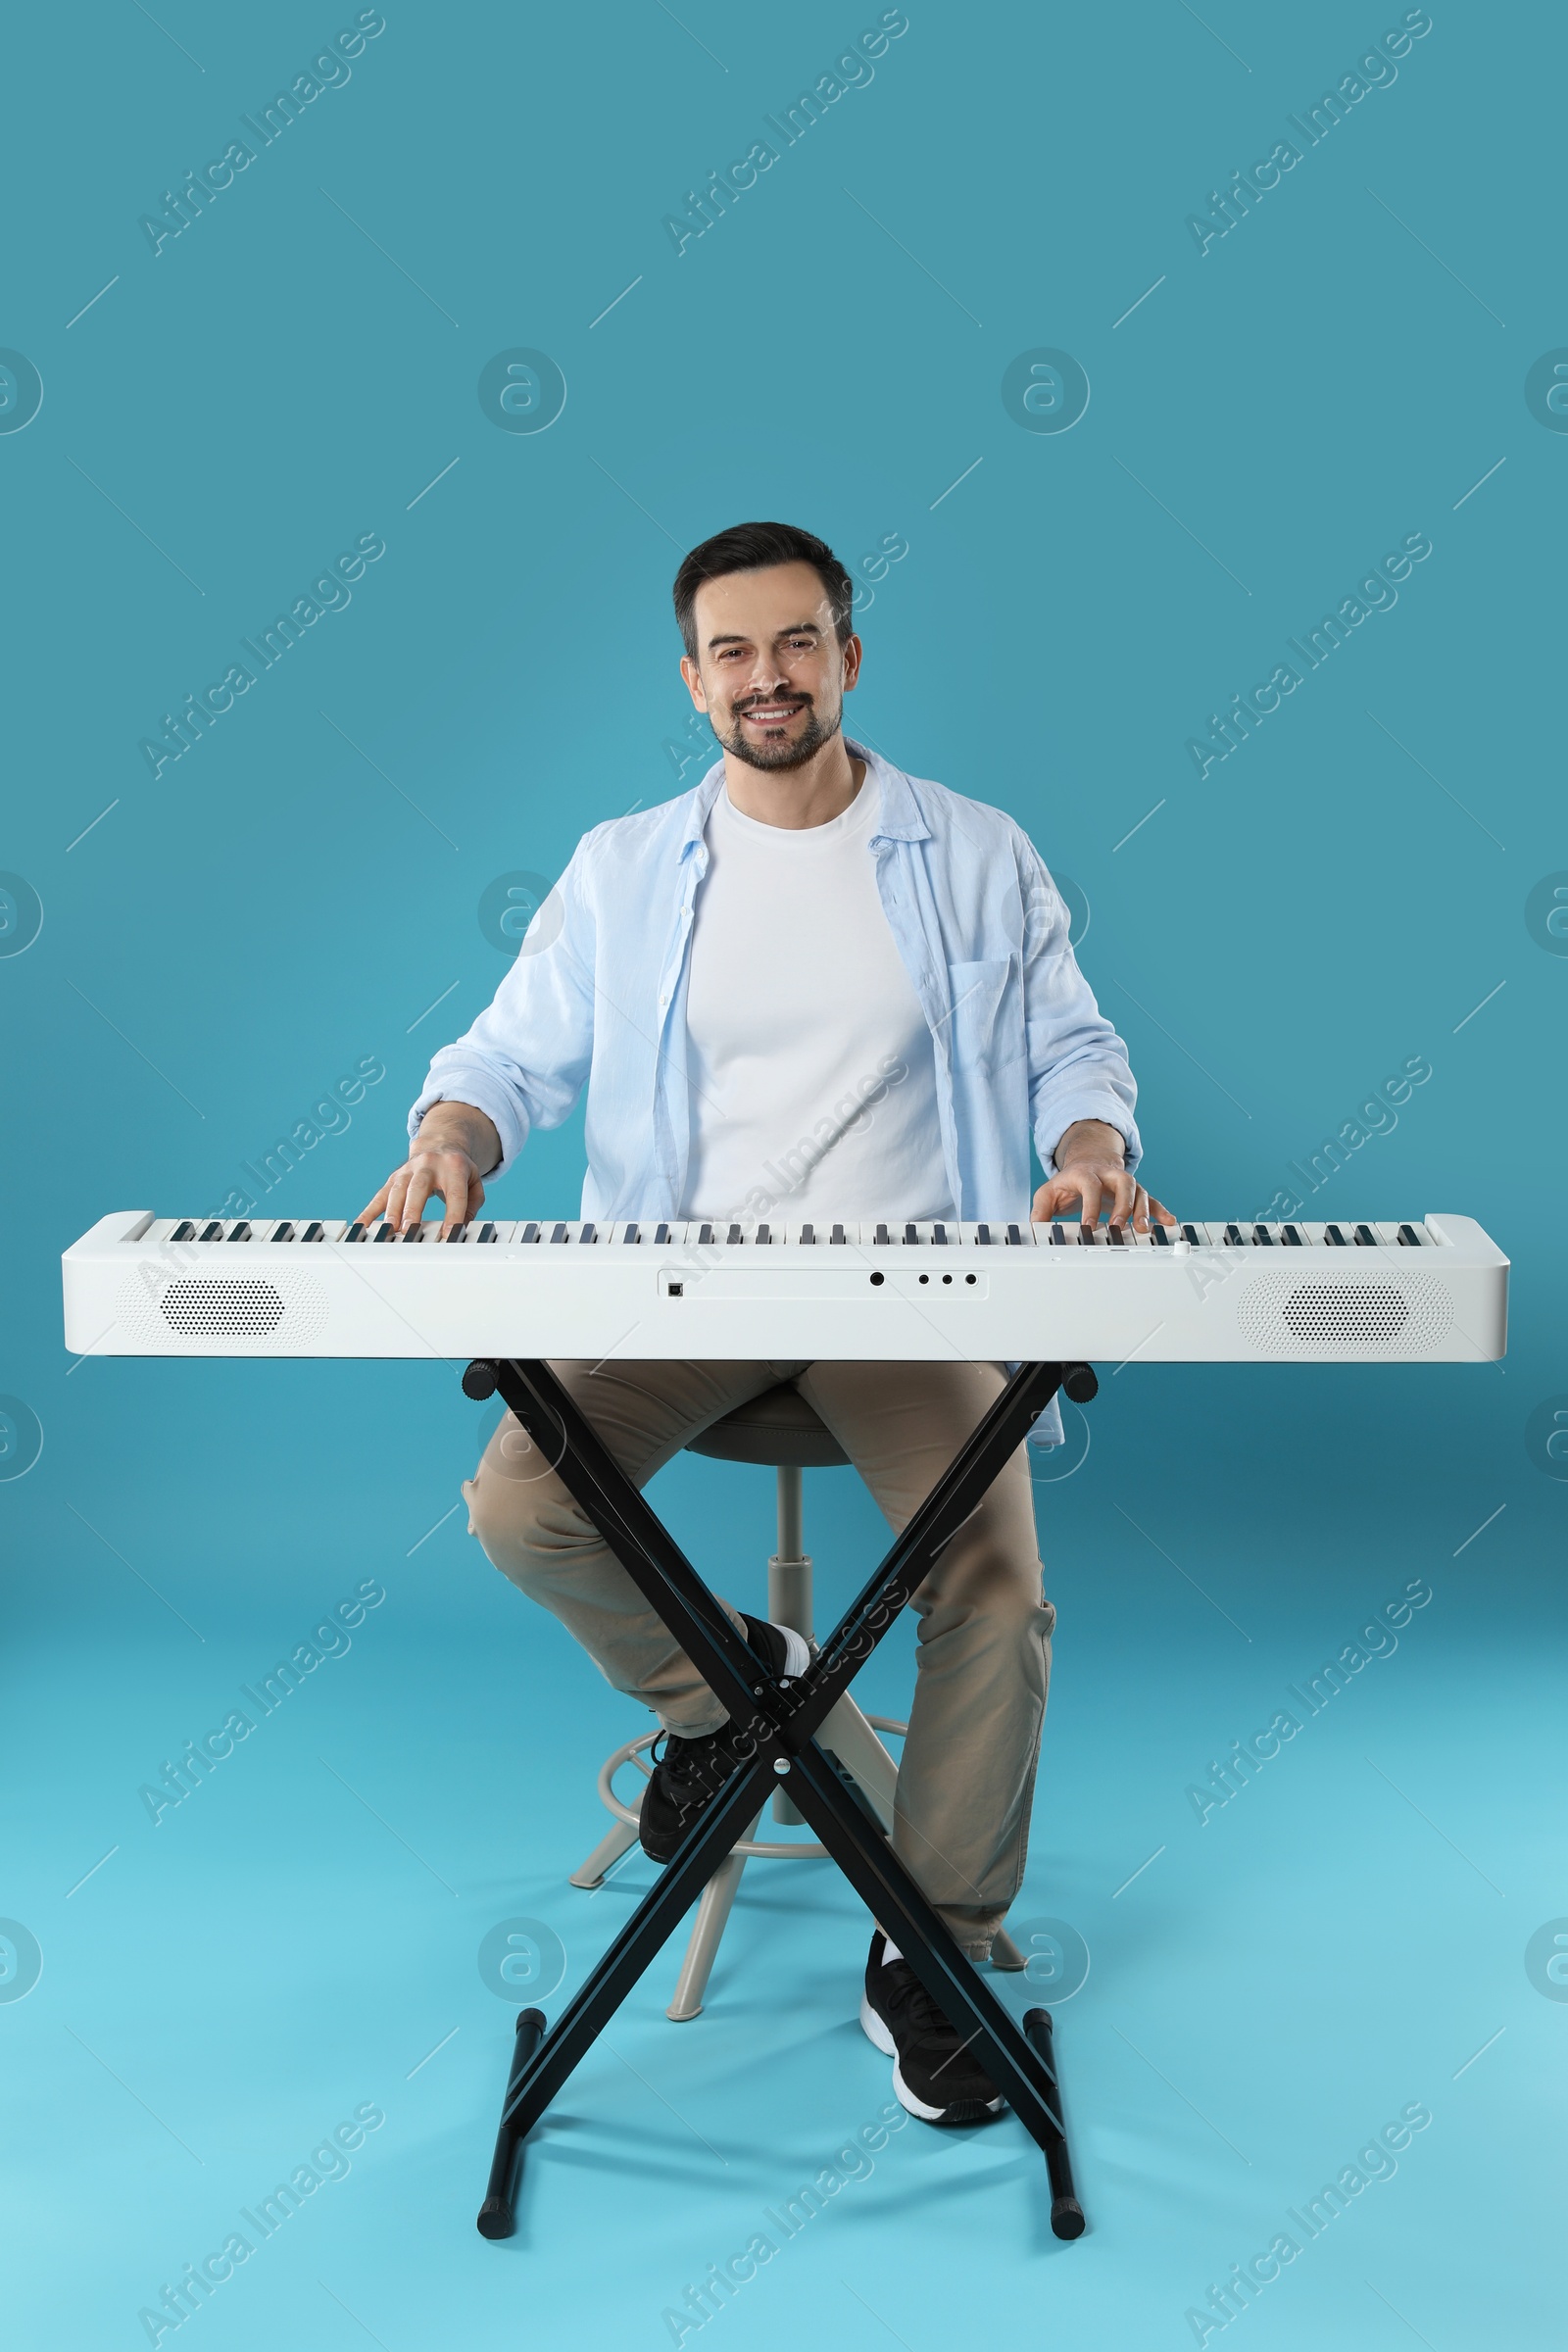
left=345, top=1222, right=368, bottom=1243
left=623, top=1223, right=639, bottom=1245
left=520, top=1223, right=541, bottom=1244
left=905, top=1223, right=919, bottom=1246
left=551, top=1223, right=567, bottom=1244
left=580, top=1222, right=597, bottom=1244
left=1107, top=1223, right=1125, bottom=1246
left=1006, top=1223, right=1024, bottom=1246
left=446, top=1223, right=468, bottom=1243
left=227, top=1222, right=252, bottom=1241
left=172, top=1221, right=196, bottom=1242
left=655, top=1223, right=671, bottom=1245
left=757, top=1224, right=770, bottom=1244
left=401, top=1223, right=424, bottom=1242
left=478, top=1223, right=498, bottom=1244
left=1282, top=1225, right=1301, bottom=1247
left=800, top=1224, right=815, bottom=1245
left=1397, top=1223, right=1422, bottom=1247
left=199, top=1220, right=222, bottom=1241
left=374, top=1222, right=396, bottom=1243
left=933, top=1224, right=947, bottom=1245
left=727, top=1223, right=743, bottom=1245
left=1151, top=1223, right=1169, bottom=1247
left=301, top=1222, right=323, bottom=1243
left=875, top=1223, right=891, bottom=1246
left=1253, top=1224, right=1273, bottom=1246
left=1225, top=1223, right=1245, bottom=1247
left=1181, top=1224, right=1201, bottom=1246
left=976, top=1224, right=994, bottom=1245
left=1353, top=1224, right=1377, bottom=1246
left=271, top=1223, right=294, bottom=1243
left=1051, top=1222, right=1070, bottom=1247
left=831, top=1224, right=846, bottom=1245
left=1077, top=1224, right=1097, bottom=1246
left=699, top=1223, right=714, bottom=1246
left=1325, top=1224, right=1347, bottom=1247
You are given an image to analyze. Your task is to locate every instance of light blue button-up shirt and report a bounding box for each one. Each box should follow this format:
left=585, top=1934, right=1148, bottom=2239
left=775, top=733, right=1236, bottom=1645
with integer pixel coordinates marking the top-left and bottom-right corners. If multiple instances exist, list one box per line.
left=411, top=743, right=1143, bottom=1440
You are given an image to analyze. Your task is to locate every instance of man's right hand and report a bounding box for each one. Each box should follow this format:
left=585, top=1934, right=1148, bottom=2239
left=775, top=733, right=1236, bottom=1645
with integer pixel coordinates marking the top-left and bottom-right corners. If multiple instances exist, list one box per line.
left=357, top=1102, right=502, bottom=1236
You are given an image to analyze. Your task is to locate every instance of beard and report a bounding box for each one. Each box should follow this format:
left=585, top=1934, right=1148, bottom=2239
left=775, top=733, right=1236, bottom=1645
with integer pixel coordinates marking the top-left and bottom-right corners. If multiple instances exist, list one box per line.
left=716, top=693, right=843, bottom=771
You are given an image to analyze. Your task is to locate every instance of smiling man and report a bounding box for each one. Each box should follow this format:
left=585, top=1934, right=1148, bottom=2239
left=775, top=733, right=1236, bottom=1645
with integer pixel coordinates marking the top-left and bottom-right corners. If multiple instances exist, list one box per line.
left=363, top=519, right=1171, bottom=2126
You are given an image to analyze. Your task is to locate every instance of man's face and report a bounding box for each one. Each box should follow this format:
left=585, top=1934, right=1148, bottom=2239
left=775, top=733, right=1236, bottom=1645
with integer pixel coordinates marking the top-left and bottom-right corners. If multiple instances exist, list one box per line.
left=681, top=562, right=860, bottom=771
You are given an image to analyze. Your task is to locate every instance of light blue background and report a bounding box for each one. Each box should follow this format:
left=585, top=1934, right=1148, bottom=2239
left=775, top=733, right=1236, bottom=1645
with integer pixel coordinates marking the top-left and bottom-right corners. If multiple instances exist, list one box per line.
left=2, top=3, right=1563, bottom=2347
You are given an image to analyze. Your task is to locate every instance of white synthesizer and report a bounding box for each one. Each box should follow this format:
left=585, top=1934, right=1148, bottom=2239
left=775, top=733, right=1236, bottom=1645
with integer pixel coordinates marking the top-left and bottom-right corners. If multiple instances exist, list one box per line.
left=63, top=1212, right=1507, bottom=1366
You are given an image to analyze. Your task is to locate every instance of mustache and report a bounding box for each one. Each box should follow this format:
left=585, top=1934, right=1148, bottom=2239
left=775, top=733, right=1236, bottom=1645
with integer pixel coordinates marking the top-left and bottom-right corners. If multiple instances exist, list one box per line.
left=734, top=692, right=811, bottom=714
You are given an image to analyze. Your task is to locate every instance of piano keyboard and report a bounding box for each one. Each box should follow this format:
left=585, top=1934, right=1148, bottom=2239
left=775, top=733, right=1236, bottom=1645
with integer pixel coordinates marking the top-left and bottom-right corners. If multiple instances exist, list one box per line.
left=63, top=1211, right=1507, bottom=1364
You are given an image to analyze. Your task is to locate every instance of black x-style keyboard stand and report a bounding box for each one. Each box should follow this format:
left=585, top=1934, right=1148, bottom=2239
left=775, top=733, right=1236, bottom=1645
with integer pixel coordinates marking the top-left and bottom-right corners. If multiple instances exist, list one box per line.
left=461, top=1352, right=1097, bottom=2243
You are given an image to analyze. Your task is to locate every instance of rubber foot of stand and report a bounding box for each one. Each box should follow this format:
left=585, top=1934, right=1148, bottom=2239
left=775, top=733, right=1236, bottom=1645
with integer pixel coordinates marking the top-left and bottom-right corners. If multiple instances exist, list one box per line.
left=1051, top=2196, right=1085, bottom=2241
left=477, top=2195, right=514, bottom=2240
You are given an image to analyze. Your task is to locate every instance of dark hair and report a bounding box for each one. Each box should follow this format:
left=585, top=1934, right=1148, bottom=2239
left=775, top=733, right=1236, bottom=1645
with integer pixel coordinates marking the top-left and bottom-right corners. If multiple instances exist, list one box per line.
left=672, top=520, right=854, bottom=660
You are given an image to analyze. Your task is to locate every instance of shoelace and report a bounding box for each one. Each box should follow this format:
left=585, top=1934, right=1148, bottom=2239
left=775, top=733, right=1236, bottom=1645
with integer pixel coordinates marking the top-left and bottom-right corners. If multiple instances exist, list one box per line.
left=884, top=1956, right=958, bottom=2045
left=654, top=1730, right=730, bottom=1804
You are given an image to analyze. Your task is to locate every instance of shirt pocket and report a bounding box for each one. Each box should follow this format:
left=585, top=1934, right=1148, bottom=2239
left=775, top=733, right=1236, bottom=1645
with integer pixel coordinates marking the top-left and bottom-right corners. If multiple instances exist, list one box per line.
left=944, top=957, right=1015, bottom=1075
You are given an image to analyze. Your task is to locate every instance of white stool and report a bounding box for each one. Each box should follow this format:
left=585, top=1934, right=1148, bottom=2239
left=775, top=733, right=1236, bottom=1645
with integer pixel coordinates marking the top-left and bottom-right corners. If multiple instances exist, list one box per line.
left=568, top=1384, right=1024, bottom=2018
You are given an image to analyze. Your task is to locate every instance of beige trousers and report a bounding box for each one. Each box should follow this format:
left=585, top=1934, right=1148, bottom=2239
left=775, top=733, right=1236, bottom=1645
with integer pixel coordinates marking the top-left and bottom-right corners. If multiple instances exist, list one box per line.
left=463, top=1358, right=1054, bottom=1960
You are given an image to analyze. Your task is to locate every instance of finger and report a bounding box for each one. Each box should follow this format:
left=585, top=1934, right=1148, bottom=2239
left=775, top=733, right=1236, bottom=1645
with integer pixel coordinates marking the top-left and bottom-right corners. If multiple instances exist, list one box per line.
left=1075, top=1174, right=1103, bottom=1231
left=400, top=1163, right=439, bottom=1232
left=1106, top=1170, right=1138, bottom=1228
left=1131, top=1186, right=1152, bottom=1234
left=380, top=1169, right=412, bottom=1230
left=1043, top=1171, right=1094, bottom=1225
left=440, top=1162, right=477, bottom=1236
left=356, top=1177, right=393, bottom=1226
left=1147, top=1194, right=1178, bottom=1227
left=1032, top=1171, right=1084, bottom=1222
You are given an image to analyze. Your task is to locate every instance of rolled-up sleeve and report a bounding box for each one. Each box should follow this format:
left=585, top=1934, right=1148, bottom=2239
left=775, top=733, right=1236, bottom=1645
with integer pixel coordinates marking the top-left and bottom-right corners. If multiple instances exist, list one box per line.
left=408, top=846, right=598, bottom=1177
left=1020, top=844, right=1142, bottom=1174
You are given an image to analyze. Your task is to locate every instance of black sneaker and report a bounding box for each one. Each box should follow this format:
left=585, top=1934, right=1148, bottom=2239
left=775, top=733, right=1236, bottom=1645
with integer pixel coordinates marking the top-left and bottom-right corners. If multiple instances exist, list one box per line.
left=859, top=1932, right=1005, bottom=2124
left=637, top=1614, right=810, bottom=1863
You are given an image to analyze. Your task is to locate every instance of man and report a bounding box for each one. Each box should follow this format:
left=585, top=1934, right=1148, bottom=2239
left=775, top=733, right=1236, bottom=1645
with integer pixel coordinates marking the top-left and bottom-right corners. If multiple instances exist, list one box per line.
left=361, top=520, right=1172, bottom=2126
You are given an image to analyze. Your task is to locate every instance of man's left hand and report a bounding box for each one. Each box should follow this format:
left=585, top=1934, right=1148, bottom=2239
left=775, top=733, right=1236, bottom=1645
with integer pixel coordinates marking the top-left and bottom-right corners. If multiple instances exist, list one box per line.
left=1031, top=1118, right=1176, bottom=1233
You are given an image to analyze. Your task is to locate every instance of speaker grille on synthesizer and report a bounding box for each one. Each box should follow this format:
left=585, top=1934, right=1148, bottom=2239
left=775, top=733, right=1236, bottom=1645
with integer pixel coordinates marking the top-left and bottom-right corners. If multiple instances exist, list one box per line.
left=1236, top=1273, right=1453, bottom=1356
left=112, top=1267, right=329, bottom=1349
left=160, top=1278, right=286, bottom=1335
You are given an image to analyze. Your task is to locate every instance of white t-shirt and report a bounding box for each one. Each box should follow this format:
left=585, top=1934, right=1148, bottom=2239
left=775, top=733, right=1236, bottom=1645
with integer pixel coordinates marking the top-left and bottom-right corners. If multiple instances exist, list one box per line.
left=680, top=775, right=954, bottom=1225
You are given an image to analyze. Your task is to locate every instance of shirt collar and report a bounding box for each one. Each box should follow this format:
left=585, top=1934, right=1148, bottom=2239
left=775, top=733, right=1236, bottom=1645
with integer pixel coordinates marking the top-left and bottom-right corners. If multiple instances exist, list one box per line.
left=677, top=738, right=929, bottom=858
